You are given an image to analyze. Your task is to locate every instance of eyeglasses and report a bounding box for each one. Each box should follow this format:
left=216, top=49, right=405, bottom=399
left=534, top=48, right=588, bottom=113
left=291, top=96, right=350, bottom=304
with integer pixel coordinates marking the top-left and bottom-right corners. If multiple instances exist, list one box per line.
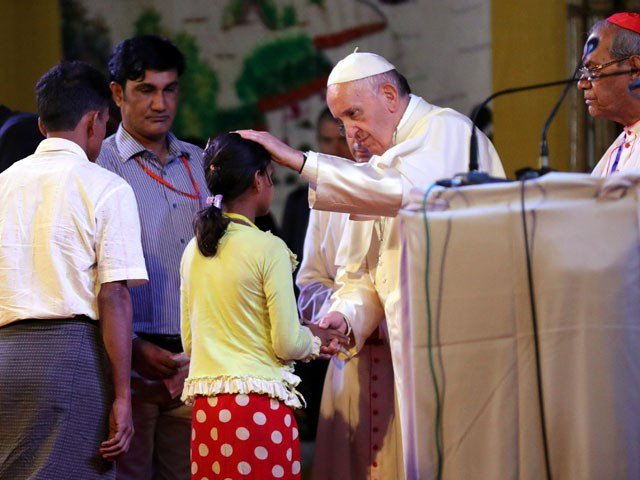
left=580, top=56, right=631, bottom=81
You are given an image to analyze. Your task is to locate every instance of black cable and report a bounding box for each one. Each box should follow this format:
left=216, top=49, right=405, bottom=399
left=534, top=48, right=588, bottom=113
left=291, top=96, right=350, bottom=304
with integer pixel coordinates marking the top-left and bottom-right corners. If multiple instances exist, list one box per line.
left=520, top=178, right=552, bottom=480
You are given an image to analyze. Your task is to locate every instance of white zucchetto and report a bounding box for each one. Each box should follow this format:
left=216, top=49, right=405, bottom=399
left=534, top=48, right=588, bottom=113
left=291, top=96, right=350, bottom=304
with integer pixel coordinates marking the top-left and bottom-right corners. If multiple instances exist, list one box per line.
left=327, top=49, right=396, bottom=86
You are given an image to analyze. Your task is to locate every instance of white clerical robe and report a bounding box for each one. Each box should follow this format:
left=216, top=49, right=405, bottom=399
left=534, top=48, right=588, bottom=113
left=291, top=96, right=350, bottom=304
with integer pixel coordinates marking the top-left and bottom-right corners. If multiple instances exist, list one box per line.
left=296, top=209, right=345, bottom=322
left=592, top=119, right=640, bottom=177
left=297, top=209, right=403, bottom=480
left=300, top=94, right=504, bottom=478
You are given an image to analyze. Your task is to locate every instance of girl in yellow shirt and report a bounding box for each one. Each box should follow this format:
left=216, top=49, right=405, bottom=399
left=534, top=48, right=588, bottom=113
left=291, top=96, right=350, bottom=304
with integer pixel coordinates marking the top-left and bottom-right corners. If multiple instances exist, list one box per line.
left=180, top=133, right=345, bottom=479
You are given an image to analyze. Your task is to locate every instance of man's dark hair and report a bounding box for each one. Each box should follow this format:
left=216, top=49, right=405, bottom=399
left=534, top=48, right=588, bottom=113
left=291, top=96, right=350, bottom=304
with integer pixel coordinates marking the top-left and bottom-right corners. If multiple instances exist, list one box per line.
left=109, top=35, right=186, bottom=86
left=35, top=61, right=111, bottom=132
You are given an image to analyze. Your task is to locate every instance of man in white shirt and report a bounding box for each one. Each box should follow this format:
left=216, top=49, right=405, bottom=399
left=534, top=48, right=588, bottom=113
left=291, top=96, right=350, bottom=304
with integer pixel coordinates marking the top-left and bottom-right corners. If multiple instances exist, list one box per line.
left=239, top=51, right=504, bottom=474
left=0, top=61, right=148, bottom=479
left=578, top=12, right=640, bottom=176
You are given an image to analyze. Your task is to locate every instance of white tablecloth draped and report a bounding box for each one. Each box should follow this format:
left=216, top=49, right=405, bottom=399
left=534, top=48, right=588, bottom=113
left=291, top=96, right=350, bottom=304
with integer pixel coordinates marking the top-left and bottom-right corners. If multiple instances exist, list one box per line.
left=398, top=172, right=640, bottom=480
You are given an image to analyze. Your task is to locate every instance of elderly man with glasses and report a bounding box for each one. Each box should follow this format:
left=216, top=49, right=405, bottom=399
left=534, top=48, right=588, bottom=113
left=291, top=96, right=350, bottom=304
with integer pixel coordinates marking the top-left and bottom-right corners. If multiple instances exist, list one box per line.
left=578, top=12, right=640, bottom=176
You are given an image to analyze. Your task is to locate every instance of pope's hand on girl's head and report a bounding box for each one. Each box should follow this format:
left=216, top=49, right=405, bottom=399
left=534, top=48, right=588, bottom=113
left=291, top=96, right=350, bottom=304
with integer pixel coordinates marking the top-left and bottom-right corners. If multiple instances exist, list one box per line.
left=234, top=129, right=304, bottom=172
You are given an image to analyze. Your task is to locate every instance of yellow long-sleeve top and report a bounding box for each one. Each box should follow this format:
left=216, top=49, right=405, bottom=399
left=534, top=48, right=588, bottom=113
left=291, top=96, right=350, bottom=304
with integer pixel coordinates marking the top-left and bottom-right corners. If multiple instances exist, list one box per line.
left=180, top=213, right=320, bottom=408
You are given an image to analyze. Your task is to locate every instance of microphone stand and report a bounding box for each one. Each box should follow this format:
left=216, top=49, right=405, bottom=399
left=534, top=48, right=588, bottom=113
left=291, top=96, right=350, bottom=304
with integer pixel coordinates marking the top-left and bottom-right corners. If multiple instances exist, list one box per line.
left=540, top=37, right=599, bottom=170
left=437, top=78, right=578, bottom=188
left=469, top=77, right=577, bottom=169
left=437, top=69, right=640, bottom=188
left=539, top=70, right=579, bottom=170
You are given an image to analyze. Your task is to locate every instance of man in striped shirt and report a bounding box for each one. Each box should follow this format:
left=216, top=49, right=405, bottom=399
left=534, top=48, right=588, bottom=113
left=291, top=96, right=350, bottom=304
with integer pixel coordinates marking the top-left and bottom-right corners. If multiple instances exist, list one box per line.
left=97, top=35, right=209, bottom=480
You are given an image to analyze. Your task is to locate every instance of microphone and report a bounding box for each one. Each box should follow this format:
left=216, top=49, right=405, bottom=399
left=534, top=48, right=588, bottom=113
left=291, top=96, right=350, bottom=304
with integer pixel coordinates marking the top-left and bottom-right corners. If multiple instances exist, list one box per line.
left=440, top=55, right=639, bottom=188
left=539, top=37, right=600, bottom=169
left=466, top=78, right=578, bottom=176
left=443, top=76, right=582, bottom=187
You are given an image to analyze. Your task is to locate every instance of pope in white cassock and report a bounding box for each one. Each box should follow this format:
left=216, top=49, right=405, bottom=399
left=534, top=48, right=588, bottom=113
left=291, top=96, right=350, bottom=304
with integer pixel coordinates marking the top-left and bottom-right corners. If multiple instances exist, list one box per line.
left=239, top=51, right=505, bottom=477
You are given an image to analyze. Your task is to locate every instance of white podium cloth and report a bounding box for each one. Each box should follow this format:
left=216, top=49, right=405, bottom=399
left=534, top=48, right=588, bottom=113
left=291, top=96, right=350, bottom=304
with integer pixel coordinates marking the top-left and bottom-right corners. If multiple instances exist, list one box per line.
left=399, top=172, right=640, bottom=480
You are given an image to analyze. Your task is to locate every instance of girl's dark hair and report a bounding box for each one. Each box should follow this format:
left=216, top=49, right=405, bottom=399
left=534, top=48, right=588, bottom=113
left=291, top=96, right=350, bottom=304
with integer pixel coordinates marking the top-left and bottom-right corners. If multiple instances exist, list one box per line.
left=195, top=133, right=271, bottom=257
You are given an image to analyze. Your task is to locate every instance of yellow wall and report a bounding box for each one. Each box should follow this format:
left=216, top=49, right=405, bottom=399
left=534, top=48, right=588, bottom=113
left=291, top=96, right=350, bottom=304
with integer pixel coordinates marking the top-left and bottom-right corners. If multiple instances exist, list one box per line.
left=492, top=1, right=569, bottom=177
left=0, top=1, right=62, bottom=112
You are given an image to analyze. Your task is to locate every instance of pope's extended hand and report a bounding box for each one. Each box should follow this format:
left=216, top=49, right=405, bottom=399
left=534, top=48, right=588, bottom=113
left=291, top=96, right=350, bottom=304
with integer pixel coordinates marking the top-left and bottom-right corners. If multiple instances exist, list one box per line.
left=235, top=130, right=305, bottom=172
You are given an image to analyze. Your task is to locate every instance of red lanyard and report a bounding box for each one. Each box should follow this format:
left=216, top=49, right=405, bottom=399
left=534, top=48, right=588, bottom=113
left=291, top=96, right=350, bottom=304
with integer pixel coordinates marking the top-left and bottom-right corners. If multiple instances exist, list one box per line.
left=134, top=154, right=200, bottom=200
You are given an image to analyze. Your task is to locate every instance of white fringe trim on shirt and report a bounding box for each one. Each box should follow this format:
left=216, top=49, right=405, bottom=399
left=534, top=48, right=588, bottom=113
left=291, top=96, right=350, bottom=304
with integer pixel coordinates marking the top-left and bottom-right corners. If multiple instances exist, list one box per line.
left=182, top=371, right=306, bottom=409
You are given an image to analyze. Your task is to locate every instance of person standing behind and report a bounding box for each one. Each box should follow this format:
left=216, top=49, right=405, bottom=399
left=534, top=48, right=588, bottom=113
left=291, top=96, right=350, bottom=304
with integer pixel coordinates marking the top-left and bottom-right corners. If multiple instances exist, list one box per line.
left=97, top=35, right=208, bottom=480
left=0, top=61, right=147, bottom=479
left=297, top=131, right=403, bottom=480
left=577, top=12, right=640, bottom=176
left=180, top=133, right=347, bottom=479
left=0, top=107, right=44, bottom=173
left=282, top=107, right=356, bottom=441
left=281, top=107, right=354, bottom=268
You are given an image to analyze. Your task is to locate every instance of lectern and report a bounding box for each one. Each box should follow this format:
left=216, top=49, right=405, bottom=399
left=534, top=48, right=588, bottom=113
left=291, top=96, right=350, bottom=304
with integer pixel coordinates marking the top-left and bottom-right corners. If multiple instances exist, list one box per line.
left=398, top=172, right=640, bottom=479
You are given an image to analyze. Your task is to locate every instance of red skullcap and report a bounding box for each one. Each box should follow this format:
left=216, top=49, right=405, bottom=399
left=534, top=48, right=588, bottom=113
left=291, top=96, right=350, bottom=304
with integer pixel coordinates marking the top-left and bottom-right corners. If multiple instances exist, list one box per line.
left=607, top=12, right=640, bottom=34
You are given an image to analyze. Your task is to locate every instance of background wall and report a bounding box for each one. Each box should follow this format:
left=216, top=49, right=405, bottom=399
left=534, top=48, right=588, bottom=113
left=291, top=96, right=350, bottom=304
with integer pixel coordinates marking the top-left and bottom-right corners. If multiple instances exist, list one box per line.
left=0, top=0, right=62, bottom=112
left=492, top=1, right=569, bottom=177
left=53, top=0, right=495, bottom=218
left=0, top=1, right=586, bottom=197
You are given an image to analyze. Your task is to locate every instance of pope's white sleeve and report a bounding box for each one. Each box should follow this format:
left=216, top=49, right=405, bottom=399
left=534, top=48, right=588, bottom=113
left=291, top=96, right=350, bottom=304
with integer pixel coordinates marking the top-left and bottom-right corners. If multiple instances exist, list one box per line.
left=308, top=153, right=403, bottom=217
left=329, top=261, right=385, bottom=357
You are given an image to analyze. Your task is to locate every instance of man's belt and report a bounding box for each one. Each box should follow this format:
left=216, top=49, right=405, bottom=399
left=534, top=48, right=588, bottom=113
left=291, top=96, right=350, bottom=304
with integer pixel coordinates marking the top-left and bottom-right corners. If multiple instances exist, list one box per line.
left=136, top=332, right=183, bottom=353
left=5, top=315, right=96, bottom=328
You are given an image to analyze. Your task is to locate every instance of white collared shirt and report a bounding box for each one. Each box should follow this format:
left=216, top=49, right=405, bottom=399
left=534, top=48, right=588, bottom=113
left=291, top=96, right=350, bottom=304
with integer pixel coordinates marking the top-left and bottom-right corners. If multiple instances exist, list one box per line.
left=0, top=138, right=148, bottom=326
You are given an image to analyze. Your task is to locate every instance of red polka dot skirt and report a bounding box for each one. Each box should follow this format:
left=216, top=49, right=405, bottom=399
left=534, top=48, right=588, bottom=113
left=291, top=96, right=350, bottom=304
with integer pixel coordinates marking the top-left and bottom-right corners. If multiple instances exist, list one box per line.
left=191, top=393, right=301, bottom=479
